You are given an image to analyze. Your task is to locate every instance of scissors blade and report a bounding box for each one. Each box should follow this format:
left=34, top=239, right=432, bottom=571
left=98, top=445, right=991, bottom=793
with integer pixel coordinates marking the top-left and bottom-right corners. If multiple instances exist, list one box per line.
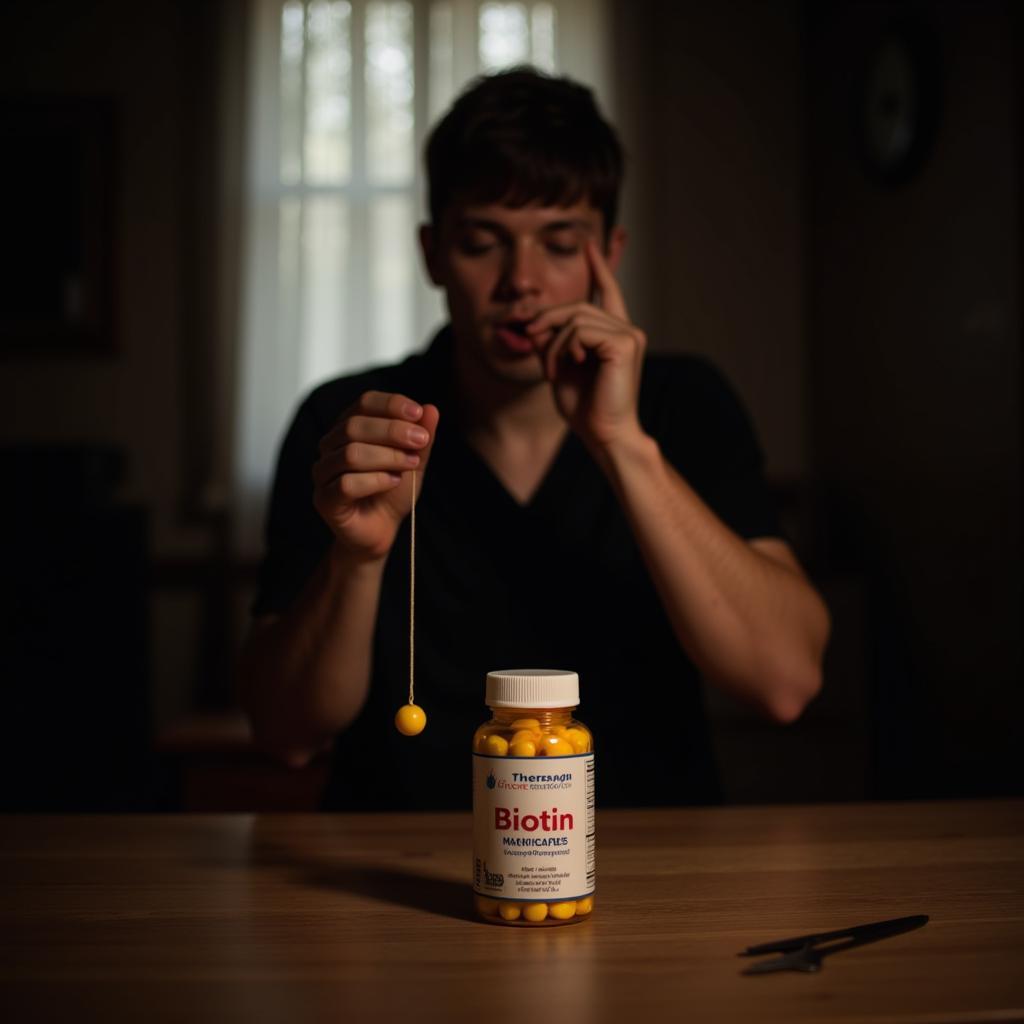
left=740, top=914, right=929, bottom=975
left=740, top=914, right=929, bottom=957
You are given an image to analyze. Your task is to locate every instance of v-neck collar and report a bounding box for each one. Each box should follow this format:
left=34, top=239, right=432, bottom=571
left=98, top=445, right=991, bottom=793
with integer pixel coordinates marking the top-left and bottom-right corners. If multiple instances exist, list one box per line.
left=418, top=326, right=588, bottom=513
left=465, top=426, right=581, bottom=512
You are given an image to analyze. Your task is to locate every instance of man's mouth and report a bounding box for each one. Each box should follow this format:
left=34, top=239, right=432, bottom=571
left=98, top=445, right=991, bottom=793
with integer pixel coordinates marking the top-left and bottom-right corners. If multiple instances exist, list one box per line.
left=493, top=319, right=537, bottom=355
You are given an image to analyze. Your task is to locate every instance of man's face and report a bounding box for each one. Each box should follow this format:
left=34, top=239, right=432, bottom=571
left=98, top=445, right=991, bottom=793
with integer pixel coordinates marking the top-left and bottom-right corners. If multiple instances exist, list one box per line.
left=421, top=199, right=623, bottom=385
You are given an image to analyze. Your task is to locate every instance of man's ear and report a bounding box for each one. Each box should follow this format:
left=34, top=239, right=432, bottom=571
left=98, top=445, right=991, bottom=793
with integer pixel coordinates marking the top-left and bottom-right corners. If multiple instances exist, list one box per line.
left=605, top=225, right=627, bottom=275
left=419, top=224, right=444, bottom=286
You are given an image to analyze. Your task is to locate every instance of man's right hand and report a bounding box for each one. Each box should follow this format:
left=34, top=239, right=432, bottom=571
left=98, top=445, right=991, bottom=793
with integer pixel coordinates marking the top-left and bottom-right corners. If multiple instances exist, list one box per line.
left=313, top=391, right=440, bottom=561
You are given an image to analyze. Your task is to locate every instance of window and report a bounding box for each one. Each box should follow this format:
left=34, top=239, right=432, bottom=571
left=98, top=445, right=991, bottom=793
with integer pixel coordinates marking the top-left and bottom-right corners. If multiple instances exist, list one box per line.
left=235, top=0, right=609, bottom=552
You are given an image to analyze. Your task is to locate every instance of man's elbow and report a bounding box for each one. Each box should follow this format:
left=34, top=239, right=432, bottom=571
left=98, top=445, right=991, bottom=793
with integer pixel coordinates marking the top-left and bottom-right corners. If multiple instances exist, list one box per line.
left=248, top=723, right=323, bottom=770
left=764, top=660, right=824, bottom=725
left=239, top=690, right=324, bottom=770
left=277, top=746, right=321, bottom=771
left=767, top=601, right=830, bottom=724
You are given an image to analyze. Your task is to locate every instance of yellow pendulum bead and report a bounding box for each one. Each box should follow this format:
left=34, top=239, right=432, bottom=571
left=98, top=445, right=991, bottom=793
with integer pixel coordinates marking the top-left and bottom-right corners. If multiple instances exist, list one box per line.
left=395, top=703, right=427, bottom=736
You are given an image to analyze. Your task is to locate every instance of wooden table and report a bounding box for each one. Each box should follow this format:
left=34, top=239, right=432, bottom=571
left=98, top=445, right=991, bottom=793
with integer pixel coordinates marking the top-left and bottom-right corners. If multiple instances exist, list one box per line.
left=2, top=801, right=1022, bottom=1023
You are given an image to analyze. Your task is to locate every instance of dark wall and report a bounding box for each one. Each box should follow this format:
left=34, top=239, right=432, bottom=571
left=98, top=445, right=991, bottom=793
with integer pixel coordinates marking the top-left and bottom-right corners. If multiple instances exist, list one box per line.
left=0, top=0, right=239, bottom=740
left=805, top=0, right=1022, bottom=797
left=0, top=0, right=190, bottom=512
left=0, top=1, right=235, bottom=807
left=613, top=0, right=806, bottom=482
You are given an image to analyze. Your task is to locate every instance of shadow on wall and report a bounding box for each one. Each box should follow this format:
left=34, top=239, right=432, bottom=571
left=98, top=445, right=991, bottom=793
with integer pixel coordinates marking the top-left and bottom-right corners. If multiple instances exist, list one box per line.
left=814, top=483, right=934, bottom=802
left=706, top=468, right=1017, bottom=805
left=707, top=482, right=872, bottom=805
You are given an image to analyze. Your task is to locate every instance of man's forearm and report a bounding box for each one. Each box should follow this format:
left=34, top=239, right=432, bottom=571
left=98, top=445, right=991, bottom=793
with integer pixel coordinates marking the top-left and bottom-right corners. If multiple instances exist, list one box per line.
left=236, top=544, right=387, bottom=766
left=593, top=432, right=830, bottom=723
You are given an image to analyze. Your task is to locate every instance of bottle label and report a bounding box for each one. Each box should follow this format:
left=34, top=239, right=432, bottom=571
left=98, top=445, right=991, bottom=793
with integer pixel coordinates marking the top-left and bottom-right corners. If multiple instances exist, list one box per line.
left=472, top=753, right=595, bottom=901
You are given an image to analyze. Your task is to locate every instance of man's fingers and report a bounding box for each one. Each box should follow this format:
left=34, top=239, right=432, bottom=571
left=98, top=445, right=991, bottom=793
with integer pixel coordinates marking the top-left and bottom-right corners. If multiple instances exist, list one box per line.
left=319, top=413, right=431, bottom=455
left=347, top=415, right=430, bottom=449
left=356, top=390, right=424, bottom=421
left=313, top=401, right=440, bottom=518
left=313, top=443, right=421, bottom=486
left=416, top=404, right=441, bottom=451
left=319, top=392, right=425, bottom=454
left=411, top=404, right=441, bottom=478
left=544, top=322, right=629, bottom=379
left=544, top=321, right=603, bottom=377
left=526, top=305, right=619, bottom=340
left=585, top=238, right=628, bottom=320
left=327, top=471, right=404, bottom=502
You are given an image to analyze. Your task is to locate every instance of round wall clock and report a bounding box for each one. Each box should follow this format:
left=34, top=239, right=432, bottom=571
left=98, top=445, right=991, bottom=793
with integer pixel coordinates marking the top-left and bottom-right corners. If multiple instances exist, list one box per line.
left=858, top=19, right=943, bottom=186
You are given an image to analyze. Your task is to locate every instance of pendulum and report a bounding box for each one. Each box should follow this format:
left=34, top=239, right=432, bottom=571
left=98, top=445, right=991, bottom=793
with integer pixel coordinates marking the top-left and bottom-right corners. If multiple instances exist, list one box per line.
left=395, top=467, right=426, bottom=736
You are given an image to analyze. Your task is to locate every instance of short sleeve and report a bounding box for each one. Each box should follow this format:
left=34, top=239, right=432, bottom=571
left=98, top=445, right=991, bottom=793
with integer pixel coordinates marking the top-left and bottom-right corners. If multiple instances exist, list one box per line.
left=641, top=355, right=783, bottom=542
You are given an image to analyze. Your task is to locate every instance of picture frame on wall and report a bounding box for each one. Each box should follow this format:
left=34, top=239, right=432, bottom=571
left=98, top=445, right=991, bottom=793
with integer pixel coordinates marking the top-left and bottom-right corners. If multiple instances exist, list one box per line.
left=0, top=96, right=116, bottom=356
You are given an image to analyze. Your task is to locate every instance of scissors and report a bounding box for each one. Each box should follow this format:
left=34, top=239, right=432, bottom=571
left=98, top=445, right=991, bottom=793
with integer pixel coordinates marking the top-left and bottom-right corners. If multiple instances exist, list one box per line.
left=739, top=914, right=929, bottom=974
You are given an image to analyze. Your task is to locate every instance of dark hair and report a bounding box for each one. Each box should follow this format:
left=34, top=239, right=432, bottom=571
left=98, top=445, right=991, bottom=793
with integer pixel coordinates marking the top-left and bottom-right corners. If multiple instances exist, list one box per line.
left=425, top=66, right=625, bottom=234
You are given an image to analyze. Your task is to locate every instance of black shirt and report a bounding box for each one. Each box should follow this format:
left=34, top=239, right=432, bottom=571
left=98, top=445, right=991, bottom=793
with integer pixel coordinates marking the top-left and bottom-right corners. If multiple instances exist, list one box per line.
left=253, top=327, right=780, bottom=809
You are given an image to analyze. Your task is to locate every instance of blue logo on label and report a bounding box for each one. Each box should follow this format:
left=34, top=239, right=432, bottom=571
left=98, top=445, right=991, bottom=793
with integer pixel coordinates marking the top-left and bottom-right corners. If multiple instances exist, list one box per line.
left=486, top=772, right=496, bottom=790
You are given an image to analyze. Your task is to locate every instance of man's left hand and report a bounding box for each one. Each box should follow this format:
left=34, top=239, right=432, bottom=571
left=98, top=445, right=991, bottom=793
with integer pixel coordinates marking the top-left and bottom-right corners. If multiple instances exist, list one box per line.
left=526, top=239, right=647, bottom=451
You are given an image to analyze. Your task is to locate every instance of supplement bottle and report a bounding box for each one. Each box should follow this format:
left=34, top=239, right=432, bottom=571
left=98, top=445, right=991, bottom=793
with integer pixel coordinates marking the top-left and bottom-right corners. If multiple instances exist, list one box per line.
left=471, top=669, right=595, bottom=926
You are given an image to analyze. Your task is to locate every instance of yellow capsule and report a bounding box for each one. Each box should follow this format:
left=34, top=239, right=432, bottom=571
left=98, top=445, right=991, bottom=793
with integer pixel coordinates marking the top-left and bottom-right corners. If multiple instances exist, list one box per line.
left=510, top=718, right=541, bottom=732
left=510, top=729, right=540, bottom=746
left=564, top=728, right=590, bottom=753
left=474, top=726, right=498, bottom=752
left=552, top=725, right=571, bottom=739
left=498, top=902, right=522, bottom=921
left=575, top=896, right=594, bottom=915
left=484, top=734, right=510, bottom=756
left=539, top=735, right=575, bottom=757
left=475, top=896, right=499, bottom=916
left=523, top=903, right=549, bottom=923
left=548, top=901, right=577, bottom=920
left=509, top=740, right=537, bottom=757
left=394, top=703, right=427, bottom=736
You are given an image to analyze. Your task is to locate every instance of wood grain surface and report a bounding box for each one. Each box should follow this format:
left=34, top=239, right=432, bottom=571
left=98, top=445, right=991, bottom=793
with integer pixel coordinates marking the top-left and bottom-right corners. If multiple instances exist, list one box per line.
left=1, top=801, right=1022, bottom=1023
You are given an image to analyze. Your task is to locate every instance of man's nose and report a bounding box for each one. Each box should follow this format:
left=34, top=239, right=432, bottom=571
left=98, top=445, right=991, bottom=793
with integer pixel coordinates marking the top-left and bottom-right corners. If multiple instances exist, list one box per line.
left=498, top=242, right=541, bottom=297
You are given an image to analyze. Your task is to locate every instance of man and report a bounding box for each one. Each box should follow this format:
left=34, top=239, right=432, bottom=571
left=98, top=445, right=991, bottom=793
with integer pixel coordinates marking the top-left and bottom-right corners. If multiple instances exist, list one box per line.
left=238, top=68, right=830, bottom=809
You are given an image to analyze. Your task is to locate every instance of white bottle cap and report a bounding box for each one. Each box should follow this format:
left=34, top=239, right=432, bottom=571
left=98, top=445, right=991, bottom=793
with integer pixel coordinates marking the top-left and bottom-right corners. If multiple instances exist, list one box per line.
left=485, top=669, right=580, bottom=709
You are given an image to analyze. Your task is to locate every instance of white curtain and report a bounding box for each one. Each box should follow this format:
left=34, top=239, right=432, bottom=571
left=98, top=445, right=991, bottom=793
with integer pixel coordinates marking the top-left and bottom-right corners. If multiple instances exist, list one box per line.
left=233, top=0, right=611, bottom=555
